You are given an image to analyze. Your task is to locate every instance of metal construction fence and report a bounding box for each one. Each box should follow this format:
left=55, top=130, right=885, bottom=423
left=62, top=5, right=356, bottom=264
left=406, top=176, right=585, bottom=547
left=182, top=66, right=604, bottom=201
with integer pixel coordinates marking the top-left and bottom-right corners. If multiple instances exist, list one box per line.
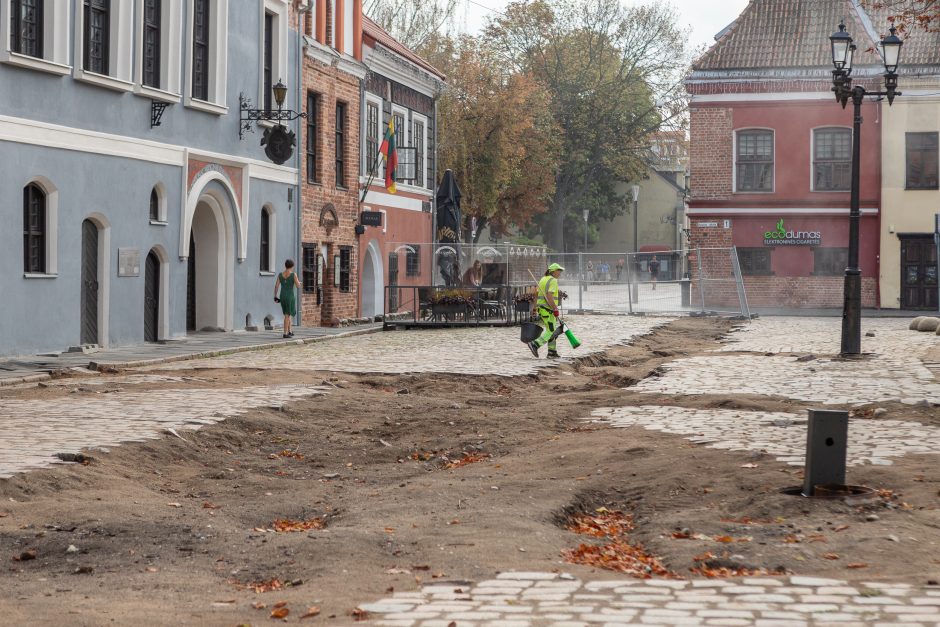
left=543, top=248, right=751, bottom=317
left=381, top=244, right=750, bottom=325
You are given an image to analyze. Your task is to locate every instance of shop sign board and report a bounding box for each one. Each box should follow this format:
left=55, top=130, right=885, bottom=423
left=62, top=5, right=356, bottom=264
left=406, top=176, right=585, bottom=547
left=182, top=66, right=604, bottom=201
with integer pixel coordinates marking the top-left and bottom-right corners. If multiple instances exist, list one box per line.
left=763, top=218, right=821, bottom=246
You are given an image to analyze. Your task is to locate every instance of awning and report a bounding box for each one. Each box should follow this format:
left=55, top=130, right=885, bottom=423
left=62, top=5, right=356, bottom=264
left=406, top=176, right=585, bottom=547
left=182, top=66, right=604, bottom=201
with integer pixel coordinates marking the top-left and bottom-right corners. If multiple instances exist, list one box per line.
left=639, top=245, right=672, bottom=253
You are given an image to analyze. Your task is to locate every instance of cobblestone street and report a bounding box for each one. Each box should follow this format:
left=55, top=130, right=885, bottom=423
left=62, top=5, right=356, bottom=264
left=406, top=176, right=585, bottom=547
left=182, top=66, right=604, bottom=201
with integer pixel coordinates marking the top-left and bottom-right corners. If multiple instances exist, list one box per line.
left=4, top=315, right=940, bottom=625
left=362, top=572, right=940, bottom=626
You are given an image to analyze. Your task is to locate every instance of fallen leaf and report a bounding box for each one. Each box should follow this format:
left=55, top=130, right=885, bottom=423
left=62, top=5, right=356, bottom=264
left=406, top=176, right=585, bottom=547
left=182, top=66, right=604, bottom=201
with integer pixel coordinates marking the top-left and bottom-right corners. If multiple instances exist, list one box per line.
left=146, top=567, right=158, bottom=573
left=167, top=502, right=182, bottom=508
left=12, top=549, right=37, bottom=561
left=383, top=527, right=395, bottom=534
left=823, top=553, right=840, bottom=560
left=412, top=564, right=430, bottom=571
left=202, top=502, right=221, bottom=509
left=0, top=513, right=8, bottom=518
left=740, top=463, right=759, bottom=468
left=834, top=524, right=850, bottom=532
left=713, top=535, right=734, bottom=543
left=352, top=608, right=369, bottom=621
left=273, top=601, right=288, bottom=609
left=270, top=607, right=289, bottom=619
left=271, top=517, right=325, bottom=533
left=300, top=606, right=321, bottom=619
left=385, top=568, right=410, bottom=575
left=847, top=562, right=868, bottom=569
left=251, top=602, right=267, bottom=610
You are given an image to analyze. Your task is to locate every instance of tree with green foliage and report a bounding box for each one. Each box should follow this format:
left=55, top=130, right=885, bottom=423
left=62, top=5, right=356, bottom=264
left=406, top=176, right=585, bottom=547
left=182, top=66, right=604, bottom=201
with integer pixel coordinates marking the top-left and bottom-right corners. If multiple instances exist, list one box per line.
left=484, top=0, right=692, bottom=251
left=426, top=35, right=559, bottom=242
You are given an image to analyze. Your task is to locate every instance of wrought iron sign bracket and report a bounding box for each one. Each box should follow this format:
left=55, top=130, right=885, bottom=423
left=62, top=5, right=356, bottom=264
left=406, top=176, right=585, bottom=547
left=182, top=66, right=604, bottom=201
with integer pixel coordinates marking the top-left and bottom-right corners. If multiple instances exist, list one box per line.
left=151, top=101, right=170, bottom=128
left=238, top=93, right=306, bottom=140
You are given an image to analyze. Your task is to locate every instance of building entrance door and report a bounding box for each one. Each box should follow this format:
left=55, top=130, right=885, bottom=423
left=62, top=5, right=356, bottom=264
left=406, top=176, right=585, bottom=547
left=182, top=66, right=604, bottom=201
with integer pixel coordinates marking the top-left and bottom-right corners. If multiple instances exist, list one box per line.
left=80, top=219, right=99, bottom=345
left=144, top=250, right=160, bottom=342
left=900, top=235, right=938, bottom=310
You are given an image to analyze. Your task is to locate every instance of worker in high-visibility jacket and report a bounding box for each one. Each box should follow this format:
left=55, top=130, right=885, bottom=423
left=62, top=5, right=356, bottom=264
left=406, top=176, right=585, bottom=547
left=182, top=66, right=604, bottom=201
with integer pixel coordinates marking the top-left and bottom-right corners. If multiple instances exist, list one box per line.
left=528, top=262, right=565, bottom=359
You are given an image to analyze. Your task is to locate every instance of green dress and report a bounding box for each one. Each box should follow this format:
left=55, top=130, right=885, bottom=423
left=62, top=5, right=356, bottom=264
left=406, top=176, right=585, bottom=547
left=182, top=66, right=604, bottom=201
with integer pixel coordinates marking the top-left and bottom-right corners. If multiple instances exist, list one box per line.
left=278, top=272, right=297, bottom=316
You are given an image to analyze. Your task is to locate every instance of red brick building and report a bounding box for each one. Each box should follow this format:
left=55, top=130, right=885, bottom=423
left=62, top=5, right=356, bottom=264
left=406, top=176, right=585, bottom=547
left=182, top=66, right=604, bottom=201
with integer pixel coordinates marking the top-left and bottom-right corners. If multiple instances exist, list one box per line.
left=295, top=0, right=365, bottom=326
left=358, top=17, right=446, bottom=319
left=687, top=0, right=884, bottom=308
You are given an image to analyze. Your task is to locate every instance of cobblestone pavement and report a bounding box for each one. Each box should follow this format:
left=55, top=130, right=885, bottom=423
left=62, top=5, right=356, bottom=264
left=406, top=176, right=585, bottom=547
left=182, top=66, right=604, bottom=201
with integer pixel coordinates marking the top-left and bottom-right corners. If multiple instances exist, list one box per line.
left=148, top=315, right=674, bottom=377
left=359, top=572, right=940, bottom=626
left=587, top=406, right=940, bottom=467
left=0, top=385, right=327, bottom=478
left=635, top=318, right=940, bottom=406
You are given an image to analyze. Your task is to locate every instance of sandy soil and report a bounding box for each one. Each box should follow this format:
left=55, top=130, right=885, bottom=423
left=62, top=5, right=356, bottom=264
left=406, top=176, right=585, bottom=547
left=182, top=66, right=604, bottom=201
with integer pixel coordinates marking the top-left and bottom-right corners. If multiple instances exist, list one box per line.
left=1, top=317, right=939, bottom=625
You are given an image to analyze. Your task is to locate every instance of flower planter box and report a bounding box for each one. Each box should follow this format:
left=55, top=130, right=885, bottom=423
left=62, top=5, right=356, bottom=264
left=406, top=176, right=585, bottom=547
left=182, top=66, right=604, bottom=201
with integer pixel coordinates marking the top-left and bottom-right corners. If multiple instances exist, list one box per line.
left=432, top=304, right=466, bottom=318
left=514, top=302, right=533, bottom=313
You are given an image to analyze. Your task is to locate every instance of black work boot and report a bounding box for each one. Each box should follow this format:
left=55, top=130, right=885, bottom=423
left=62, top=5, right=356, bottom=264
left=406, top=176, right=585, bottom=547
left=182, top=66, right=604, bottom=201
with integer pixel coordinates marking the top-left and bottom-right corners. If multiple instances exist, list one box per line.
left=547, top=349, right=560, bottom=359
left=528, top=341, right=540, bottom=358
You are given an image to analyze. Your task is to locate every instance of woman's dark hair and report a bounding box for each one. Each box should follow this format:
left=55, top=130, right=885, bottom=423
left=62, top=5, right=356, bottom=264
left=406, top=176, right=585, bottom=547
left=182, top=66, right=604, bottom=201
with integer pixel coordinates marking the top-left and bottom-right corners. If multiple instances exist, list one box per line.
left=285, top=259, right=295, bottom=269
left=544, top=270, right=551, bottom=276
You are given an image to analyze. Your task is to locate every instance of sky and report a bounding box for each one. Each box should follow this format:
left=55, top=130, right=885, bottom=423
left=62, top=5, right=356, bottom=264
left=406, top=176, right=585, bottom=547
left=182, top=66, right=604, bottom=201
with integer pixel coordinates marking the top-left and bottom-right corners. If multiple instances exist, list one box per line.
left=453, top=0, right=752, bottom=52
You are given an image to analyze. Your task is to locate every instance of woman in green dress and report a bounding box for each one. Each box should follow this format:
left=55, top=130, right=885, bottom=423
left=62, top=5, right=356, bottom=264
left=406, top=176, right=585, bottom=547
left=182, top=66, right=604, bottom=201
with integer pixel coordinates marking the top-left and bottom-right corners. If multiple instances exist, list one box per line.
left=274, top=259, right=302, bottom=338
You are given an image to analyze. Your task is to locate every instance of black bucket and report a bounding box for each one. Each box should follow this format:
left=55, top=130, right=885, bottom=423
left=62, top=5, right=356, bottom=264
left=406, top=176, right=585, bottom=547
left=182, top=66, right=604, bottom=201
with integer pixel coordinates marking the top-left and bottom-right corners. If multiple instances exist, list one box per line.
left=520, top=322, right=542, bottom=343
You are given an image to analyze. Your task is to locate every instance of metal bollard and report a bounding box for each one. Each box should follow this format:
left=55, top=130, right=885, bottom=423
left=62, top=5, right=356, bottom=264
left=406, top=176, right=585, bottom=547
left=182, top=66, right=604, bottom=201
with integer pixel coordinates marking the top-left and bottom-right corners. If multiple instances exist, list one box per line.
left=802, top=409, right=849, bottom=496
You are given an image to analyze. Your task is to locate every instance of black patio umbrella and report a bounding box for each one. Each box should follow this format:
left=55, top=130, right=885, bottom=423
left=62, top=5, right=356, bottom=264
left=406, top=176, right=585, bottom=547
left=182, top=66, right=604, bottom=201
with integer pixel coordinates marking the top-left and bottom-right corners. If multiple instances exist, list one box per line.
left=435, top=169, right=462, bottom=286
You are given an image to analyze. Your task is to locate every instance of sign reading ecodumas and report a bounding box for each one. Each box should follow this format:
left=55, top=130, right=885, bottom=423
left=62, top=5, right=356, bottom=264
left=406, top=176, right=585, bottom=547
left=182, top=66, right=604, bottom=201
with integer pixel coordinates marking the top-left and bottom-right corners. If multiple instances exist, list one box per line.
left=763, top=219, right=821, bottom=246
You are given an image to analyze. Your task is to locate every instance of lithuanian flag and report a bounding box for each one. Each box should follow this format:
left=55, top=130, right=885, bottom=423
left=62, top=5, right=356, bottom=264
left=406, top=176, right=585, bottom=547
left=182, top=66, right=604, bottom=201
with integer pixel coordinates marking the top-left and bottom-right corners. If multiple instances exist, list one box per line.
left=379, top=117, right=398, bottom=193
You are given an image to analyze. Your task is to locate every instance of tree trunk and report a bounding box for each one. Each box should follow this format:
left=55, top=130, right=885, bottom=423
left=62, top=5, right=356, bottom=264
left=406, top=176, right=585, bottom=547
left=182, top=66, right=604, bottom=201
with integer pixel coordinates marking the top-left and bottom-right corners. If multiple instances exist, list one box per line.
left=550, top=203, right=567, bottom=252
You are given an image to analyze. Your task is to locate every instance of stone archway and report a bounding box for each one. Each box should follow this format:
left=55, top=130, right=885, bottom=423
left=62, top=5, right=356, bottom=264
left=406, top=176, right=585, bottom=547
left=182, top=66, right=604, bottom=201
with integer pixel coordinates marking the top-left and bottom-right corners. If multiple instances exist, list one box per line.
left=361, top=239, right=384, bottom=319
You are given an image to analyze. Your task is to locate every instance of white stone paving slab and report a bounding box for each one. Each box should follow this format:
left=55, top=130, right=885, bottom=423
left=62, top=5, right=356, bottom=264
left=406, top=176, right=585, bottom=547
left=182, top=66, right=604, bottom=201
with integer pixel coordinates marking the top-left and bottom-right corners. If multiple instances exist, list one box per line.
left=0, top=385, right=327, bottom=479
left=360, top=574, right=940, bottom=626
left=585, top=406, right=940, bottom=467
left=147, top=315, right=674, bottom=377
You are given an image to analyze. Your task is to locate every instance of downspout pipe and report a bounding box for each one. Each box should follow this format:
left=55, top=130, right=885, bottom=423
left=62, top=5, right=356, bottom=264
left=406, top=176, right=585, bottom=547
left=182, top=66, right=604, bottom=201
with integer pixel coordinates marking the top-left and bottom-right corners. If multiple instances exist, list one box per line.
left=297, top=2, right=312, bottom=326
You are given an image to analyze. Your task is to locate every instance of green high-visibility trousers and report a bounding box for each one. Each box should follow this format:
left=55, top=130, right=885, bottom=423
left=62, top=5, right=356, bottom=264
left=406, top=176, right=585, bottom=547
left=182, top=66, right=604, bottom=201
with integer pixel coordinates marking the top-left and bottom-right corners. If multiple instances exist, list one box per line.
left=533, top=308, right=557, bottom=351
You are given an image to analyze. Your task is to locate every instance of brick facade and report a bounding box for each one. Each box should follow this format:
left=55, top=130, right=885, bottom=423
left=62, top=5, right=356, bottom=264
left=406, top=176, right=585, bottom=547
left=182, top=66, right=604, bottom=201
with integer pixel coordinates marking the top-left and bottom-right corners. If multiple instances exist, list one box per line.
left=688, top=107, right=733, bottom=202
left=299, top=54, right=362, bottom=326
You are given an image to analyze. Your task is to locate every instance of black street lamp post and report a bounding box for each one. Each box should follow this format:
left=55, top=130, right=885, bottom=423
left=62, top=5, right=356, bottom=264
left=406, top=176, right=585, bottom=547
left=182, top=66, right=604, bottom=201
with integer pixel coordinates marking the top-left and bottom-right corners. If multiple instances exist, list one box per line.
left=829, top=22, right=903, bottom=355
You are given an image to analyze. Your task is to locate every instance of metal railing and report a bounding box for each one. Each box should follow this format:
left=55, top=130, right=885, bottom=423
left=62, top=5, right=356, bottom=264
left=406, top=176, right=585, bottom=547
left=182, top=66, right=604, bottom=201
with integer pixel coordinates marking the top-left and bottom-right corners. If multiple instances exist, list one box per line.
left=383, top=284, right=538, bottom=328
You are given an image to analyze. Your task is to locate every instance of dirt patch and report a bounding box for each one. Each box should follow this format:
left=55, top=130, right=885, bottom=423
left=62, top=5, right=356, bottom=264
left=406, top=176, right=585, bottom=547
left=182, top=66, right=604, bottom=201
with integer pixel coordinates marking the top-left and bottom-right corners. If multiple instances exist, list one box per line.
left=2, top=317, right=940, bottom=625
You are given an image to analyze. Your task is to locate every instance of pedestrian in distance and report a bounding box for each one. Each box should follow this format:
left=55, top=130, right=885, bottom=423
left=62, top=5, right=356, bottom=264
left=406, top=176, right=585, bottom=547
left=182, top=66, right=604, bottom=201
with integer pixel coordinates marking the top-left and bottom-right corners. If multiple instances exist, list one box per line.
left=648, top=254, right=660, bottom=291
left=528, top=262, right=565, bottom=359
left=274, top=259, right=301, bottom=338
left=616, top=257, right=624, bottom=281
left=462, top=259, right=482, bottom=288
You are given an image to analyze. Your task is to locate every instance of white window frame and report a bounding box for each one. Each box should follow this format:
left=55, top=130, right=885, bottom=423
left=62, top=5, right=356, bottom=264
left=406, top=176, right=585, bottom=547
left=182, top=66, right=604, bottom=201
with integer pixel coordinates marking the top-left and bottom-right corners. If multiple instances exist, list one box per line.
left=150, top=182, right=168, bottom=224
left=259, top=203, right=276, bottom=275
left=362, top=93, right=383, bottom=180
left=185, top=0, right=229, bottom=114
left=72, top=0, right=136, bottom=92
left=733, top=127, right=775, bottom=194
left=259, top=0, right=289, bottom=113
left=134, top=0, right=183, bottom=102
left=810, top=126, right=852, bottom=193
left=410, top=111, right=428, bottom=190
left=0, top=0, right=71, bottom=74
left=22, top=175, right=59, bottom=278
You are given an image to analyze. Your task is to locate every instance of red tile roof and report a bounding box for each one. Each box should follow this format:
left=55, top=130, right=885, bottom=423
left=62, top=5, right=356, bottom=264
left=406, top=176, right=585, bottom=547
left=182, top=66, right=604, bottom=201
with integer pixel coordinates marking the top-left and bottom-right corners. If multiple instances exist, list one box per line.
left=362, top=16, right=446, bottom=80
left=692, top=0, right=933, bottom=71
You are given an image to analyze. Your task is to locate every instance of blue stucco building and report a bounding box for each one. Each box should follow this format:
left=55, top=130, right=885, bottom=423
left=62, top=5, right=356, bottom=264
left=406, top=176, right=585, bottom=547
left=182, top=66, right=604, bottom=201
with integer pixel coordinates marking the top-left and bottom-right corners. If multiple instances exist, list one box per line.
left=1, top=0, right=303, bottom=356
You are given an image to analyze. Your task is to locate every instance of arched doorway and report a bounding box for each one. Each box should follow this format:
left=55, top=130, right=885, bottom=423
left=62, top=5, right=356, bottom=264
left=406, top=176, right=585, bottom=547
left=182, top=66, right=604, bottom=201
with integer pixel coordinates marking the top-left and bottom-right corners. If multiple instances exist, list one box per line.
left=186, top=195, right=234, bottom=332
left=144, top=249, right=161, bottom=342
left=361, top=240, right=384, bottom=319
left=80, top=219, right=99, bottom=345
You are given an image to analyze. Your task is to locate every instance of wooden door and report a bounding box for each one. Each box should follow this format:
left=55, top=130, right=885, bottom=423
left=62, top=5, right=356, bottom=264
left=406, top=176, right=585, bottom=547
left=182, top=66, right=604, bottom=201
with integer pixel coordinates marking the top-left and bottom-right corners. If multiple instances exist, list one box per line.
left=900, top=236, right=938, bottom=310
left=144, top=250, right=160, bottom=342
left=80, top=219, right=99, bottom=345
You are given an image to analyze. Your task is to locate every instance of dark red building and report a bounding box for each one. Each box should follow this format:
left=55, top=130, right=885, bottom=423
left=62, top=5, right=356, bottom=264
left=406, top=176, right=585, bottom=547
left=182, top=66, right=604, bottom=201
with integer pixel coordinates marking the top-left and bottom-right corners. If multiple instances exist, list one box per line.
left=687, top=0, right=883, bottom=308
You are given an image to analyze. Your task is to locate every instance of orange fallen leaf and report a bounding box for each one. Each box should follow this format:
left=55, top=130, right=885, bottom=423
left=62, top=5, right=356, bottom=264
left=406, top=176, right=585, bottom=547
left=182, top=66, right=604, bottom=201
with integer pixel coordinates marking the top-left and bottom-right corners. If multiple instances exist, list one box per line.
left=713, top=535, right=734, bottom=543
left=271, top=517, right=326, bottom=533
left=272, top=601, right=288, bottom=609
left=300, top=606, right=321, bottom=619
left=383, top=527, right=395, bottom=534
left=847, top=562, right=868, bottom=569
left=808, top=534, right=827, bottom=543
left=202, top=502, right=221, bottom=509
left=270, top=607, right=289, bottom=619
left=823, top=553, right=840, bottom=560
left=352, top=608, right=369, bottom=621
